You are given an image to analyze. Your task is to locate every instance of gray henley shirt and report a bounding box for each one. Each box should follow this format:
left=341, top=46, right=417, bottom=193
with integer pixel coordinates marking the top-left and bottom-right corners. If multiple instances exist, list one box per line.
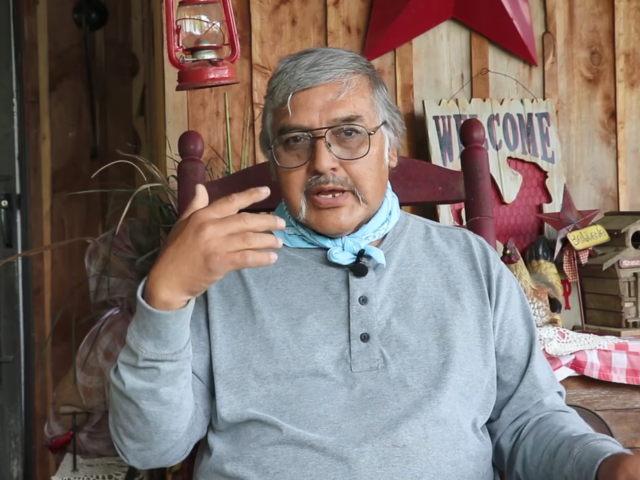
left=109, top=211, right=628, bottom=479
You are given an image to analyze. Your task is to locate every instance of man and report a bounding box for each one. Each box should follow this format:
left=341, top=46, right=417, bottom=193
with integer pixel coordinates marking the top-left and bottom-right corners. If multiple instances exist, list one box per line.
left=109, top=47, right=639, bottom=479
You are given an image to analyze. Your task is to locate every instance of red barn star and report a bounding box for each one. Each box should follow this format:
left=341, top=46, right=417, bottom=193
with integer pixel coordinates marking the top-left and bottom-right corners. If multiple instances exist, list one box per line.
left=537, top=185, right=600, bottom=259
left=364, top=0, right=538, bottom=66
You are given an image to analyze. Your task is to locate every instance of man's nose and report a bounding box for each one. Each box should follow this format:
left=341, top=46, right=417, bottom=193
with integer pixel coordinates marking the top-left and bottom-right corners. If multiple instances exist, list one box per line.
left=310, top=137, right=340, bottom=173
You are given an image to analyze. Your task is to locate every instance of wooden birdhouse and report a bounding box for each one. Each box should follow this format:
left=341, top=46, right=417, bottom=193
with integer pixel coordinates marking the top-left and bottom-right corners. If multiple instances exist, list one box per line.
left=581, top=212, right=640, bottom=336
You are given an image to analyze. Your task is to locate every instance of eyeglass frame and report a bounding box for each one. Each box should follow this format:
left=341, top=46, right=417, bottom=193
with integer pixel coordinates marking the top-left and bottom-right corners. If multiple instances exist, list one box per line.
left=268, top=120, right=388, bottom=169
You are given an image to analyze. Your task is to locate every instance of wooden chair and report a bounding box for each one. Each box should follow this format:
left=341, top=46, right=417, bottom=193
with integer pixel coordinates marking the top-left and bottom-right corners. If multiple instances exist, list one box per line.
left=176, top=118, right=497, bottom=246
left=170, top=118, right=496, bottom=480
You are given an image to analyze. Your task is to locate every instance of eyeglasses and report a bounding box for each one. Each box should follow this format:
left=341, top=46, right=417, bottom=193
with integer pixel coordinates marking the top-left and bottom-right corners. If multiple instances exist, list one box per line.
left=269, top=121, right=387, bottom=169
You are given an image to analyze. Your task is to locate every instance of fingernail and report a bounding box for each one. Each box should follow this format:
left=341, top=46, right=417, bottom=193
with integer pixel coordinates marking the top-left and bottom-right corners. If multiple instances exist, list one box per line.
left=277, top=237, right=284, bottom=247
left=277, top=217, right=286, bottom=228
left=270, top=252, right=278, bottom=263
left=259, top=186, right=270, bottom=195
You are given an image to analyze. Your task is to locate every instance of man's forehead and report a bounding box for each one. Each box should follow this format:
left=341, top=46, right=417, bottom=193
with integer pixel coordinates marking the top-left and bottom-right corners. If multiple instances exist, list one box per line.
left=272, top=79, right=376, bottom=131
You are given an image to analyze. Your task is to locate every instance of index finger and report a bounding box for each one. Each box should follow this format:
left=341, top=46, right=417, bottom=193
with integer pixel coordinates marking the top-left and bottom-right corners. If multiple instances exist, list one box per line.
left=206, top=186, right=272, bottom=218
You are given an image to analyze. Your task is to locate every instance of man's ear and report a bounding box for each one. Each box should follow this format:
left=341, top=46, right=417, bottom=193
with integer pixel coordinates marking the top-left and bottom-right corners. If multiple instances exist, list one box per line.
left=388, top=148, right=399, bottom=170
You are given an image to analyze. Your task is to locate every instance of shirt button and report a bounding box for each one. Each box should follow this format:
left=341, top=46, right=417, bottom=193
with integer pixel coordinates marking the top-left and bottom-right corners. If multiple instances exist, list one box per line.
left=358, top=295, right=369, bottom=306
left=360, top=333, right=370, bottom=343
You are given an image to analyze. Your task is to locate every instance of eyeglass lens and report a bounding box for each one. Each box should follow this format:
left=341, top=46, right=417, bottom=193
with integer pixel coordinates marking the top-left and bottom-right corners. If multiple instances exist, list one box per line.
left=272, top=125, right=371, bottom=168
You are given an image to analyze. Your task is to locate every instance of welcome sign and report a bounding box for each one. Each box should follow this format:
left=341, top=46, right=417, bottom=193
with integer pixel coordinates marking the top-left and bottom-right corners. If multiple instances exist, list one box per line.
left=423, top=98, right=566, bottom=230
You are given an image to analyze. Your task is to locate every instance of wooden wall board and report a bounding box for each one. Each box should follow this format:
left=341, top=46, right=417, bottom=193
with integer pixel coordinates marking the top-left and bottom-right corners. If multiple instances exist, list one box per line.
left=326, top=0, right=370, bottom=52
left=149, top=0, right=168, bottom=176
left=488, top=0, right=545, bottom=99
left=132, top=0, right=147, bottom=163
left=470, top=32, right=490, bottom=99
left=36, top=1, right=54, bottom=475
left=413, top=22, right=471, bottom=103
left=413, top=21, right=471, bottom=162
left=250, top=0, right=327, bottom=164
left=543, top=29, right=558, bottom=101
left=547, top=0, right=618, bottom=212
left=324, top=0, right=395, bottom=93
left=614, top=0, right=640, bottom=211
left=103, top=0, right=140, bottom=218
left=187, top=0, right=254, bottom=179
left=48, top=0, right=102, bottom=396
left=130, top=0, right=168, bottom=179
left=133, top=0, right=166, bottom=181
left=396, top=42, right=415, bottom=158
left=24, top=0, right=55, bottom=475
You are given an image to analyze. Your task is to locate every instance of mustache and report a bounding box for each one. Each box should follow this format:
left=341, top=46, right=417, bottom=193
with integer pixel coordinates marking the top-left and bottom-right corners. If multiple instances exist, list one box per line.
left=304, top=174, right=355, bottom=192
left=303, top=174, right=367, bottom=206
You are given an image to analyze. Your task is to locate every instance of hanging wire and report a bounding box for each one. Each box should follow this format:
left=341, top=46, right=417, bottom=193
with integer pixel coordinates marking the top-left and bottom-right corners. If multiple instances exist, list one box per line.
left=447, top=68, right=538, bottom=102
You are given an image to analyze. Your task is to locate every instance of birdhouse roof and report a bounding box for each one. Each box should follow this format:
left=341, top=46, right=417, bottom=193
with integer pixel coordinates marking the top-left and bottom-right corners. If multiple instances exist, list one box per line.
left=599, top=212, right=640, bottom=233
left=589, top=246, right=640, bottom=270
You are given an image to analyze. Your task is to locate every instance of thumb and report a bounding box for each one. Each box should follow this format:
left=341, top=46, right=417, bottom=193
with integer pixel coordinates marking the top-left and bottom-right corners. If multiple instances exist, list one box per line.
left=179, top=184, right=209, bottom=220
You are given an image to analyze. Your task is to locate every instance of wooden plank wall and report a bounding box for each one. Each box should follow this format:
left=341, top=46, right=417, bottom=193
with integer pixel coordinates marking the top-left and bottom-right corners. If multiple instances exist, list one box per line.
left=170, top=0, right=640, bottom=213
left=19, top=0, right=156, bottom=476
left=614, top=0, right=640, bottom=211
left=20, top=0, right=54, bottom=475
left=44, top=0, right=140, bottom=422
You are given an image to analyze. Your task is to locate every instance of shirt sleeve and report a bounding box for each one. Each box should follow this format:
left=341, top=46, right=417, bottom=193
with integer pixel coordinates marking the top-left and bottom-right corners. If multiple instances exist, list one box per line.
left=108, top=278, right=214, bottom=470
left=485, top=253, right=631, bottom=480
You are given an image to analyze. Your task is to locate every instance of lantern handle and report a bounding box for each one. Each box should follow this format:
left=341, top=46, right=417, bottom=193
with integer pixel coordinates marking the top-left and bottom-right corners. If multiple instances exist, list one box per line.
left=164, top=0, right=187, bottom=70
left=222, top=0, right=240, bottom=63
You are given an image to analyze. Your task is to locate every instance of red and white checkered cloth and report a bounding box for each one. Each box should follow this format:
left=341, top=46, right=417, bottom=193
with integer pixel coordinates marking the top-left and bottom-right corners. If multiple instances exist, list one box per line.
left=544, top=340, right=640, bottom=385
left=562, top=246, right=591, bottom=283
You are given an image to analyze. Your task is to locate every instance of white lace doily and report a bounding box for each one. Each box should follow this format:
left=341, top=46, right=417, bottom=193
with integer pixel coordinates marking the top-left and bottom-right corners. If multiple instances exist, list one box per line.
left=537, top=324, right=627, bottom=356
left=52, top=454, right=144, bottom=480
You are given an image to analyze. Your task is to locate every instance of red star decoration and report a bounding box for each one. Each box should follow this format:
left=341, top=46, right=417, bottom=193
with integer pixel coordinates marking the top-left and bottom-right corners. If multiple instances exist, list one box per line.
left=364, top=0, right=538, bottom=66
left=537, top=185, right=600, bottom=259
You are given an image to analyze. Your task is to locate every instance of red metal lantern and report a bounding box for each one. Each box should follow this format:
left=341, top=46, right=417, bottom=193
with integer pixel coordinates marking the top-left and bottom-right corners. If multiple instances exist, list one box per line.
left=164, top=0, right=240, bottom=91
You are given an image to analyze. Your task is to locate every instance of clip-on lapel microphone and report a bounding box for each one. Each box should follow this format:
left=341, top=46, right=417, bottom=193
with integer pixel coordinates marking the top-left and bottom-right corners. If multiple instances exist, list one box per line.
left=349, top=249, right=368, bottom=277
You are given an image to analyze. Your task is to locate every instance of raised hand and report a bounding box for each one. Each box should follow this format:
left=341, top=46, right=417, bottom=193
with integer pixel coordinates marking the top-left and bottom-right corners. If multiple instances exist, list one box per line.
left=145, top=184, right=285, bottom=311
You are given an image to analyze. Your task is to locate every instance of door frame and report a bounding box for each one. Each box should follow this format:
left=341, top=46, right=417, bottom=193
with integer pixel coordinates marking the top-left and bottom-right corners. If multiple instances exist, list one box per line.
left=4, top=0, right=40, bottom=477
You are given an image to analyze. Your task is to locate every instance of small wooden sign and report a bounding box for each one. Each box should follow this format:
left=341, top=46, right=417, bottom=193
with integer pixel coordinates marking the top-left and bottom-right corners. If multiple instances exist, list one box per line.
left=619, top=259, right=640, bottom=269
left=566, top=225, right=610, bottom=250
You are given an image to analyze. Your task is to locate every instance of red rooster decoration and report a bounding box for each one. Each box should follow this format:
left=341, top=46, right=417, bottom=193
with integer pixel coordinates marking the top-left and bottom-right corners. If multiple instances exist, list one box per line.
left=452, top=158, right=552, bottom=254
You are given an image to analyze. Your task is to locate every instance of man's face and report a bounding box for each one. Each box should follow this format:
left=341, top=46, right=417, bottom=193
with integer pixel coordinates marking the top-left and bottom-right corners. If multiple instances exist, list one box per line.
left=271, top=78, right=398, bottom=238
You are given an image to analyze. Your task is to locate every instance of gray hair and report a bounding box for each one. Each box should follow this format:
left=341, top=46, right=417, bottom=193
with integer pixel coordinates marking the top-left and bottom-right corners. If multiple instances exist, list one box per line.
left=259, top=47, right=406, bottom=161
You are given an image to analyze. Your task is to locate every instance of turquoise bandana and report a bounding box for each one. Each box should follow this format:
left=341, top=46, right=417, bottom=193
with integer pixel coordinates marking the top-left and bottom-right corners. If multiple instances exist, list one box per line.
left=272, top=181, right=401, bottom=267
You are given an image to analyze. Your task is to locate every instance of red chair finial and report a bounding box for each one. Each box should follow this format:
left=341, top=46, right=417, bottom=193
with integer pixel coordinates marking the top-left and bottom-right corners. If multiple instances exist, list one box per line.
left=178, top=130, right=205, bottom=160
left=460, top=118, right=486, bottom=148
left=177, top=130, right=206, bottom=216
